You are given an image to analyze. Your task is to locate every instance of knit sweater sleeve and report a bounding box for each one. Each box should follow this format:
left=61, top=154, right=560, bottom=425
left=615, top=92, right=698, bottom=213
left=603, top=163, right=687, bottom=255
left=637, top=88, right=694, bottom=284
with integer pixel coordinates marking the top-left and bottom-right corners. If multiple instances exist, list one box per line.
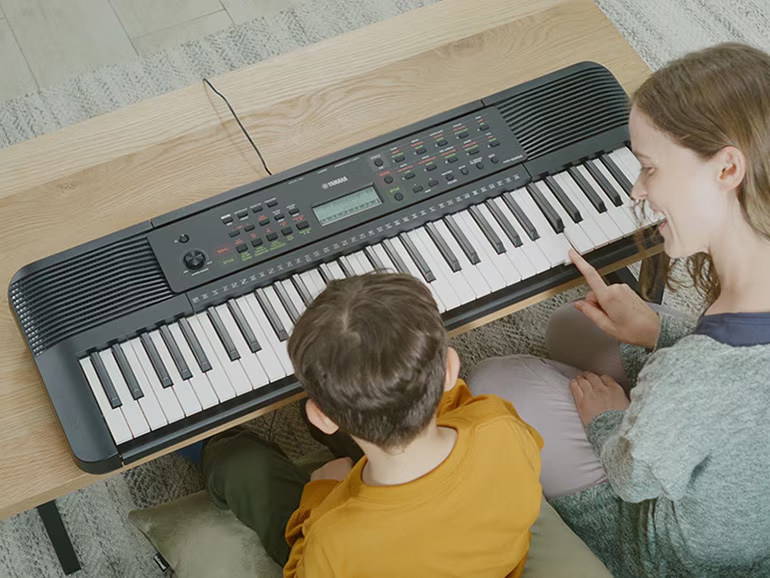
left=619, top=308, right=698, bottom=388
left=586, top=338, right=717, bottom=503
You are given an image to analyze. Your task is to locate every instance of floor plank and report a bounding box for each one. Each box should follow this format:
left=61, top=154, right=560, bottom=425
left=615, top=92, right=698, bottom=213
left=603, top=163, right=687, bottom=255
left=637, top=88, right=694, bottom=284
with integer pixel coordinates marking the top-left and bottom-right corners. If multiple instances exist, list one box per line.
left=111, top=0, right=224, bottom=38
left=0, top=17, right=37, bottom=101
left=133, top=10, right=232, bottom=56
left=221, top=0, right=306, bottom=24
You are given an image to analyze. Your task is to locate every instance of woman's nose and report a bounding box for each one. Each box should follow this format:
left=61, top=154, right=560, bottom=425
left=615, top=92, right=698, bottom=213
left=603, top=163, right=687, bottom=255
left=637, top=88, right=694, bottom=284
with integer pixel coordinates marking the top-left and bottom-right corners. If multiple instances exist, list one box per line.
left=630, top=179, right=646, bottom=201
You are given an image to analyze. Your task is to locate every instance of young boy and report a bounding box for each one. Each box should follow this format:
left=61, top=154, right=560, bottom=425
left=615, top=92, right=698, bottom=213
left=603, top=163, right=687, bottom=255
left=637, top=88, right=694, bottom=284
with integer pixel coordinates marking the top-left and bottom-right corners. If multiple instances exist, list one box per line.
left=201, top=272, right=544, bottom=577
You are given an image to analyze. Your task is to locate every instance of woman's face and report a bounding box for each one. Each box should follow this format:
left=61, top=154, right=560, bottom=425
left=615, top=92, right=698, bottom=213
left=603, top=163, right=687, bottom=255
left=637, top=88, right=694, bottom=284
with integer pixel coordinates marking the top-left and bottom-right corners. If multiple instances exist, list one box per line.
left=628, top=106, right=730, bottom=259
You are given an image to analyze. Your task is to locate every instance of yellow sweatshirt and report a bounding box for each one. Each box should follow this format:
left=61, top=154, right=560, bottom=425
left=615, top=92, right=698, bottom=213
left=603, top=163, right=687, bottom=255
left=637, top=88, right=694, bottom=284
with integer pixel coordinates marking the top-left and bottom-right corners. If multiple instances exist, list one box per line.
left=284, top=380, right=544, bottom=577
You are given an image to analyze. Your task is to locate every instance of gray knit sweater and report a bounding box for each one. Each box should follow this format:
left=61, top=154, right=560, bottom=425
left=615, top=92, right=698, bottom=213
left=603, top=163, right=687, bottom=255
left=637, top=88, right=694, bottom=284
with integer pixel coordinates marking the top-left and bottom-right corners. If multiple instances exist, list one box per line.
left=549, top=310, right=770, bottom=577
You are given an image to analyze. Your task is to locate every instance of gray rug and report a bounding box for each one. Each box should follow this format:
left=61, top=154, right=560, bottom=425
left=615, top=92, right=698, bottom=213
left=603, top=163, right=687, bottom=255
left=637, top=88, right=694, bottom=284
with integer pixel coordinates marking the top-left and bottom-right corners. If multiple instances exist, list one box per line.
left=2, top=0, right=768, bottom=576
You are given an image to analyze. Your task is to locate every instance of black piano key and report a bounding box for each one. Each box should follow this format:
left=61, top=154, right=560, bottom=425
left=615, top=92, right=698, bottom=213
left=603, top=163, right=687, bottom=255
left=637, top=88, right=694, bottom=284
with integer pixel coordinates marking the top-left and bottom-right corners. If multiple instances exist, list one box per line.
left=600, top=154, right=633, bottom=195
left=526, top=183, right=564, bottom=234
left=111, top=343, right=143, bottom=400
left=544, top=175, right=582, bottom=223
left=364, top=246, right=386, bottom=271
left=337, top=257, right=355, bottom=278
left=160, top=325, right=193, bottom=380
left=256, top=289, right=289, bottom=342
left=486, top=199, right=522, bottom=247
left=140, top=332, right=173, bottom=388
left=443, top=214, right=480, bottom=265
left=274, top=282, right=300, bottom=324
left=425, top=222, right=461, bottom=272
left=399, top=232, right=436, bottom=283
left=382, top=239, right=410, bottom=274
left=567, top=167, right=607, bottom=212
left=469, top=205, right=505, bottom=254
left=317, top=264, right=333, bottom=284
left=291, top=275, right=314, bottom=307
left=502, top=192, right=539, bottom=241
left=207, top=308, right=241, bottom=361
left=179, top=317, right=212, bottom=372
left=227, top=300, right=261, bottom=353
left=582, top=162, right=623, bottom=207
left=90, top=351, right=121, bottom=408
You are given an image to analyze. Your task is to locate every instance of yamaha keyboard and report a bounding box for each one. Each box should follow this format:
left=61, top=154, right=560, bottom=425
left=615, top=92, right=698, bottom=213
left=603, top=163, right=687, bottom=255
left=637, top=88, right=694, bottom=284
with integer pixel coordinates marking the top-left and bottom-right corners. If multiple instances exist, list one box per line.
left=9, top=62, right=659, bottom=474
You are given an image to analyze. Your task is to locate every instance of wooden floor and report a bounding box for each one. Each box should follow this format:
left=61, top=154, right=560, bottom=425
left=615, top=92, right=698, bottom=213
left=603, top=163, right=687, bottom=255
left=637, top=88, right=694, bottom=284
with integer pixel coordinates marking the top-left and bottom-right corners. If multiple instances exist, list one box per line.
left=0, top=0, right=305, bottom=102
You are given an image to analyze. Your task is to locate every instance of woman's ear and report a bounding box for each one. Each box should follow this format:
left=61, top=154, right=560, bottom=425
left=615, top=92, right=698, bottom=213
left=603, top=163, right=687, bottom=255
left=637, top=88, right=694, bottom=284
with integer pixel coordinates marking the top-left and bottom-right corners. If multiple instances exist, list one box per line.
left=715, top=145, right=746, bottom=193
left=305, top=399, right=340, bottom=435
left=443, top=347, right=461, bottom=392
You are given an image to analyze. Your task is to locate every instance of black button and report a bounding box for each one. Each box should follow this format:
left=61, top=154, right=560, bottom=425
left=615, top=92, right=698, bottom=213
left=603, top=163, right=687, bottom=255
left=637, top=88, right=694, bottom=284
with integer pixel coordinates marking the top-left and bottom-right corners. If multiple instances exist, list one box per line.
left=374, top=158, right=384, bottom=166
left=274, top=214, right=285, bottom=221
left=297, top=221, right=310, bottom=230
left=469, top=146, right=480, bottom=155
left=178, top=234, right=189, bottom=243
left=236, top=244, right=248, bottom=253
left=244, top=224, right=256, bottom=231
left=475, top=161, right=484, bottom=169
left=489, top=140, right=500, bottom=148
left=413, top=185, right=424, bottom=193
left=251, top=238, right=263, bottom=247
left=281, top=226, right=293, bottom=236
left=222, top=216, right=233, bottom=224
left=251, top=204, right=263, bottom=212
left=479, top=123, right=489, bottom=130
left=393, top=153, right=405, bottom=162
left=437, top=138, right=448, bottom=146
left=490, top=156, right=499, bottom=164
left=426, top=162, right=437, bottom=171
left=445, top=173, right=454, bottom=181
left=458, top=130, right=469, bottom=139
left=448, top=156, right=458, bottom=164
left=428, top=179, right=439, bottom=187
left=415, top=146, right=426, bottom=154
left=384, top=175, right=394, bottom=184
left=394, top=192, right=404, bottom=201
left=259, top=217, right=270, bottom=226
left=266, top=200, right=278, bottom=207
left=235, top=209, right=248, bottom=219
left=289, top=207, right=300, bottom=215
left=229, top=230, right=240, bottom=237
left=404, top=171, right=415, bottom=180
left=266, top=232, right=278, bottom=241
left=460, top=167, right=469, bottom=175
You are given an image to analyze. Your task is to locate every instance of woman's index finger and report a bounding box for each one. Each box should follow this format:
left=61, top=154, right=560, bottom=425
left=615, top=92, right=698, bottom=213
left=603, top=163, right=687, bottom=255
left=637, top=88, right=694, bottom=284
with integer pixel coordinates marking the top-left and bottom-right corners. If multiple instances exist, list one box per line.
left=568, top=248, right=608, bottom=293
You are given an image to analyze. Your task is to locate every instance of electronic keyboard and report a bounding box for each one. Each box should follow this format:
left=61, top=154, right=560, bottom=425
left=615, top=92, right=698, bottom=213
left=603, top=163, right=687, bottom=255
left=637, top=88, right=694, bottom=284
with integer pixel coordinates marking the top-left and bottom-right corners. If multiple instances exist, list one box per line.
left=9, top=62, right=659, bottom=473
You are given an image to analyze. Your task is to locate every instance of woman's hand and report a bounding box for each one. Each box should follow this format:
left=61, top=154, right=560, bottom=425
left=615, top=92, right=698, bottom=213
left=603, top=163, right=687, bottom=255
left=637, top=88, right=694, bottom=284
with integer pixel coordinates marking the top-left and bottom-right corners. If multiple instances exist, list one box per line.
left=570, top=372, right=630, bottom=427
left=310, top=457, right=354, bottom=482
left=569, top=249, right=661, bottom=349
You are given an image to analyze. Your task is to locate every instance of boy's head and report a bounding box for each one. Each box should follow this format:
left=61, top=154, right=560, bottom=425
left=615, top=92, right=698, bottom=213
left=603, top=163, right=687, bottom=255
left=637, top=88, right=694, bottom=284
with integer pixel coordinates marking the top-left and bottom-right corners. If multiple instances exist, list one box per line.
left=288, top=272, right=457, bottom=450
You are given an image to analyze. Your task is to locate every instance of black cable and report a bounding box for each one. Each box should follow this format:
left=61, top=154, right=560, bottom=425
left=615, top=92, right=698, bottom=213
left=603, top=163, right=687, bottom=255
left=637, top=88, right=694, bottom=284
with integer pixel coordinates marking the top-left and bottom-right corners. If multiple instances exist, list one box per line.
left=202, top=77, right=272, bottom=176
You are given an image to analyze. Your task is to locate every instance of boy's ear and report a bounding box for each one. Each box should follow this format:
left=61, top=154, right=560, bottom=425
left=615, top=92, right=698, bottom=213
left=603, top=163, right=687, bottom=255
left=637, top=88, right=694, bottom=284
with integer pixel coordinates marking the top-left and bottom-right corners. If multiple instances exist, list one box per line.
left=444, top=347, right=461, bottom=392
left=306, top=399, right=340, bottom=435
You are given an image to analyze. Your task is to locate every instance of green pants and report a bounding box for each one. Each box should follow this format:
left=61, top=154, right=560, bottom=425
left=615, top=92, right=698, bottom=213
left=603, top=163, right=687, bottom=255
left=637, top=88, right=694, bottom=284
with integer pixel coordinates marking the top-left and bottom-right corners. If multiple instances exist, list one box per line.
left=201, top=429, right=309, bottom=566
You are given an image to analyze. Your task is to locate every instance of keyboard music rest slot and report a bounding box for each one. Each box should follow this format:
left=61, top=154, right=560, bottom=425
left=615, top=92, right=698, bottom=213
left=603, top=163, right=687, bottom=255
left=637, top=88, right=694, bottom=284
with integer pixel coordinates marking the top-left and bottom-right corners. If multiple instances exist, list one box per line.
left=227, top=300, right=261, bottom=353
left=110, top=343, right=143, bottom=400
left=178, top=317, right=212, bottom=372
left=90, top=351, right=121, bottom=408
left=160, top=325, right=193, bottom=380
left=140, top=333, right=173, bottom=388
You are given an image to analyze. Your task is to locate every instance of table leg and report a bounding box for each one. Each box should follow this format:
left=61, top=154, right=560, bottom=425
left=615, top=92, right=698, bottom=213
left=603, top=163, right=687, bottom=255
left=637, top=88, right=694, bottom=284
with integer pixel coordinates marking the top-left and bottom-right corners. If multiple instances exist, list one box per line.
left=36, top=501, right=80, bottom=575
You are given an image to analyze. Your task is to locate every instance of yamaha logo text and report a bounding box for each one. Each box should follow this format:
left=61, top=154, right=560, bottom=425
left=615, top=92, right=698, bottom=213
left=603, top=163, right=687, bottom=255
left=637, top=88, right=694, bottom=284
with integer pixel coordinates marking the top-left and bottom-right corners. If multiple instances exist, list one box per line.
left=321, top=176, right=349, bottom=190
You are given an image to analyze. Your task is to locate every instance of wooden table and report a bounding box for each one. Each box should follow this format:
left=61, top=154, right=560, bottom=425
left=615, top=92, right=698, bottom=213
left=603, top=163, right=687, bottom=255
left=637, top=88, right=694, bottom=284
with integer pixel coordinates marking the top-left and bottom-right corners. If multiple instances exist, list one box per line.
left=0, top=0, right=651, bottom=526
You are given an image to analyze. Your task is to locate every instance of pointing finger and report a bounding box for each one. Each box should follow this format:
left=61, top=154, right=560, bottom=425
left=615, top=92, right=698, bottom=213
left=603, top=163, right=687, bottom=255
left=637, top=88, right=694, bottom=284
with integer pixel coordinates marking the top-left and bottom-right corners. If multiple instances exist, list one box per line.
left=569, top=248, right=608, bottom=296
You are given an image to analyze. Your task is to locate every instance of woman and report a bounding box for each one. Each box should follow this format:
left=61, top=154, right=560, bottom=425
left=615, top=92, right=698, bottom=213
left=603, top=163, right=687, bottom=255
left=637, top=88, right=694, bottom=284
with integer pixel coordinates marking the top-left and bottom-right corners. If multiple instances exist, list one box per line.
left=468, top=43, right=770, bottom=577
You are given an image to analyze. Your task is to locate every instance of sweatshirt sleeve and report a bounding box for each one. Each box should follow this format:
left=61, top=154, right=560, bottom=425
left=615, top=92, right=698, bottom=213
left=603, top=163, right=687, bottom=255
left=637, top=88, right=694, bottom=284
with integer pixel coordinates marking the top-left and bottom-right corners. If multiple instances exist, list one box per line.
left=283, top=480, right=338, bottom=577
left=586, top=339, right=716, bottom=503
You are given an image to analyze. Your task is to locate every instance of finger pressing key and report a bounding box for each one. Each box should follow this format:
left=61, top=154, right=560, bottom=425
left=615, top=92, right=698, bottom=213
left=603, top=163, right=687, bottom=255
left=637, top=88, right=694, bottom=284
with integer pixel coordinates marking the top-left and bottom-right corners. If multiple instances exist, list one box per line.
left=568, top=248, right=608, bottom=294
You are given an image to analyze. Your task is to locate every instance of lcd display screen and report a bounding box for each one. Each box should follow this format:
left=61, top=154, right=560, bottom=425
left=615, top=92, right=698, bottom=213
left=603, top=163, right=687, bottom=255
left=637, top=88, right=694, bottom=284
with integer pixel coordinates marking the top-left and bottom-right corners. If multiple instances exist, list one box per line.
left=313, top=186, right=382, bottom=226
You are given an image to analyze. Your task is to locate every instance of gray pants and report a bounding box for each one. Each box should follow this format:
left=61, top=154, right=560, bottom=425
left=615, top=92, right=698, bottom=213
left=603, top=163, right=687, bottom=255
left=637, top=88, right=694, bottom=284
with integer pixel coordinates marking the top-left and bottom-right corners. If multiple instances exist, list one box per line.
left=467, top=300, right=686, bottom=499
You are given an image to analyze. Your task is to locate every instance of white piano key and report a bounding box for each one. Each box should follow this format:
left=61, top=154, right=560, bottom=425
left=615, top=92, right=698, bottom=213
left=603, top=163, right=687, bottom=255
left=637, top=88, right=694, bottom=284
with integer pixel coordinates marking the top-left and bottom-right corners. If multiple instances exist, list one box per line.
left=556, top=172, right=623, bottom=243
left=573, top=165, right=637, bottom=236
left=533, top=181, right=594, bottom=254
left=168, top=323, right=219, bottom=409
left=350, top=251, right=375, bottom=274
left=235, top=295, right=287, bottom=382
left=280, top=279, right=307, bottom=318
left=455, top=210, right=521, bottom=286
left=80, top=357, right=132, bottom=444
left=149, top=330, right=202, bottom=416
left=370, top=243, right=400, bottom=274
left=411, top=227, right=468, bottom=307
left=388, top=236, right=447, bottom=312
left=476, top=203, right=536, bottom=280
left=432, top=219, right=492, bottom=299
left=447, top=211, right=507, bottom=292
left=550, top=174, right=611, bottom=247
left=511, top=188, right=571, bottom=266
left=339, top=254, right=362, bottom=276
left=615, top=146, right=642, bottom=176
left=589, top=161, right=649, bottom=227
left=126, top=338, right=186, bottom=423
left=182, top=317, right=236, bottom=403
left=299, top=270, right=324, bottom=299
left=264, top=286, right=295, bottom=339
left=243, top=292, right=294, bottom=375
left=118, top=342, right=168, bottom=430
left=99, top=350, right=151, bottom=437
left=217, top=303, right=270, bottom=390
left=197, top=312, right=253, bottom=395
left=490, top=196, right=550, bottom=274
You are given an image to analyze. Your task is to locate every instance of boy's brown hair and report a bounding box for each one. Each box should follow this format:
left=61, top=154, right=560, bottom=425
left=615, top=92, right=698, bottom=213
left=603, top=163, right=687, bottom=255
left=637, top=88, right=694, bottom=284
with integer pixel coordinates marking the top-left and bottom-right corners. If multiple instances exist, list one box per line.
left=288, top=272, right=448, bottom=450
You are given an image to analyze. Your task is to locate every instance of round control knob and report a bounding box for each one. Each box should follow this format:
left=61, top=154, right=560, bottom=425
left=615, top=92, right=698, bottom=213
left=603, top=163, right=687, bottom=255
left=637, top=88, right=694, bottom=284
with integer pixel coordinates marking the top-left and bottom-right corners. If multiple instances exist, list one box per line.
left=178, top=234, right=189, bottom=243
left=183, top=249, right=207, bottom=270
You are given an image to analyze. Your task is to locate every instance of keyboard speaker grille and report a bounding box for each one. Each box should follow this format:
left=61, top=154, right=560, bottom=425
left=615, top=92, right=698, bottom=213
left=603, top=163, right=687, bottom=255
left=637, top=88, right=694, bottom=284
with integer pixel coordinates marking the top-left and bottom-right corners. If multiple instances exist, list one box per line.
left=495, top=66, right=629, bottom=159
left=9, top=236, right=173, bottom=356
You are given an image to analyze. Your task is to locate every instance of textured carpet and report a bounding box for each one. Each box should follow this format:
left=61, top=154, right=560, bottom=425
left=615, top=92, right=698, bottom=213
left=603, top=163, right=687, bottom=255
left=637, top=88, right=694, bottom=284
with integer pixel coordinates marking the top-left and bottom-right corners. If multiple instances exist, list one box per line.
left=1, top=0, right=768, bottom=576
